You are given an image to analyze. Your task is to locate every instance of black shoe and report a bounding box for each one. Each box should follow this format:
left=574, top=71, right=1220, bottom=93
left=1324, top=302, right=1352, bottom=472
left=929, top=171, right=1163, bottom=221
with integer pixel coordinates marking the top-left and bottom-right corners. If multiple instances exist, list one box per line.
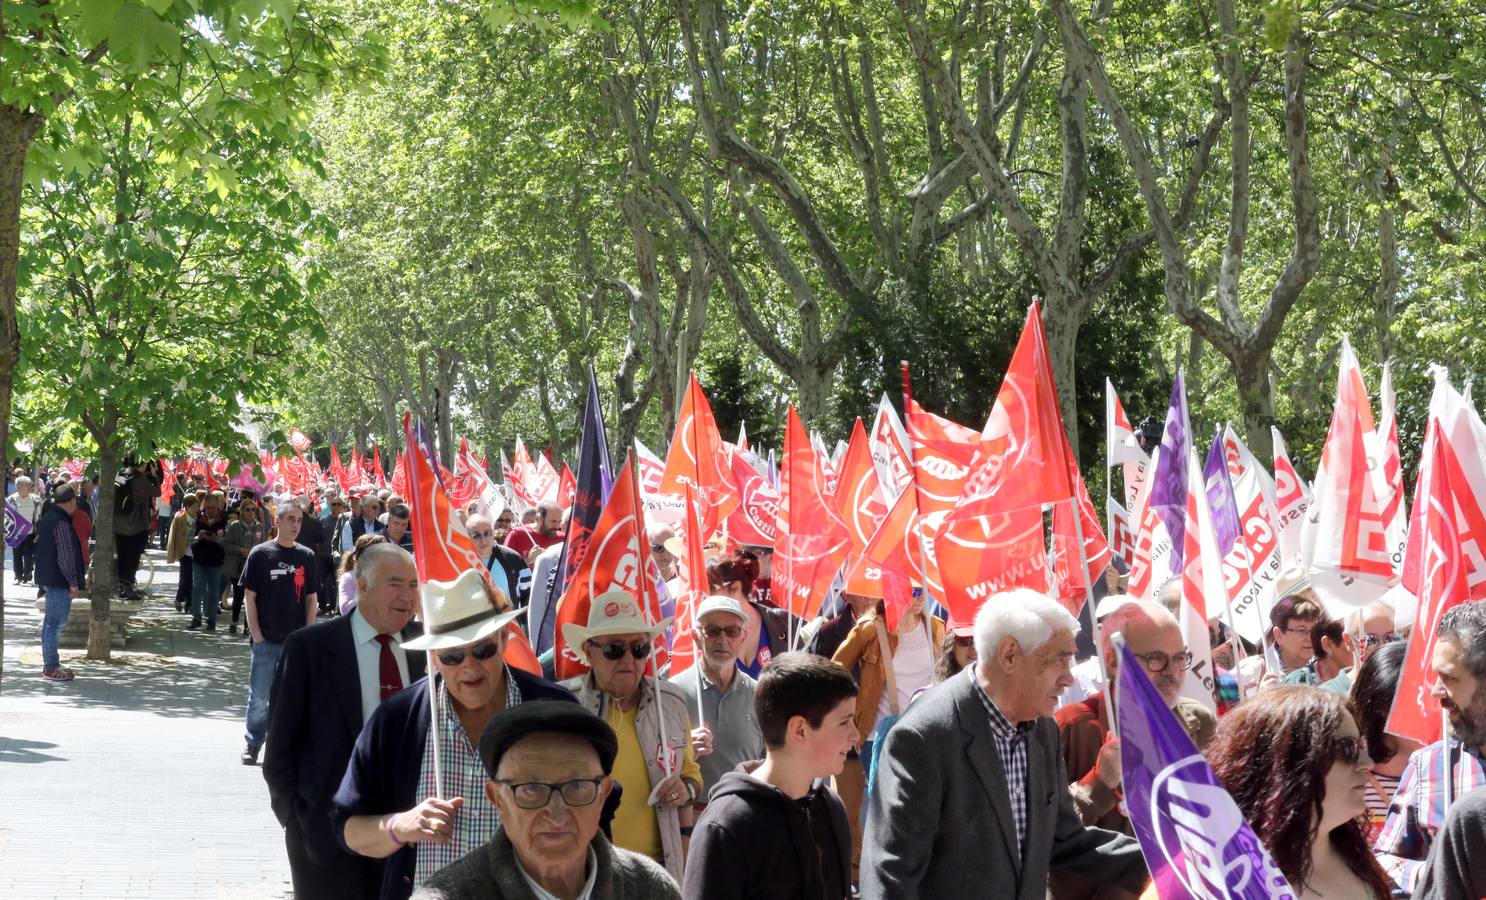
left=229, top=624, right=238, bottom=635
left=241, top=745, right=260, bottom=766
left=187, top=620, right=201, bottom=630
left=205, top=623, right=216, bottom=633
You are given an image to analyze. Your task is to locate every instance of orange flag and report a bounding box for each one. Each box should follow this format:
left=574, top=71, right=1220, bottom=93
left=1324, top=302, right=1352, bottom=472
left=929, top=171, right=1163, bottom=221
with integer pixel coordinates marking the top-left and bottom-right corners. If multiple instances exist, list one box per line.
left=661, top=372, right=739, bottom=526
left=774, top=406, right=850, bottom=619
left=557, top=464, right=577, bottom=511
left=668, top=484, right=711, bottom=676
left=553, top=451, right=665, bottom=680
left=402, top=415, right=541, bottom=676
left=833, top=417, right=890, bottom=557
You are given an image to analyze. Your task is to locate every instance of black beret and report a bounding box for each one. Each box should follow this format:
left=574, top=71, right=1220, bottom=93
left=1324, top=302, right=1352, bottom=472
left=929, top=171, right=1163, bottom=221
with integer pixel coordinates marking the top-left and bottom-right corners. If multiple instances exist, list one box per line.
left=478, top=700, right=619, bottom=778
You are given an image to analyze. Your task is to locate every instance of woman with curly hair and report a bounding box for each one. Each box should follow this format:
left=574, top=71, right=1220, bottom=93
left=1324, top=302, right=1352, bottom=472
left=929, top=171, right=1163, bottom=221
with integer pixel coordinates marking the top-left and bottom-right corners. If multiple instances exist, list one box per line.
left=705, top=548, right=803, bottom=677
left=1206, top=685, right=1393, bottom=899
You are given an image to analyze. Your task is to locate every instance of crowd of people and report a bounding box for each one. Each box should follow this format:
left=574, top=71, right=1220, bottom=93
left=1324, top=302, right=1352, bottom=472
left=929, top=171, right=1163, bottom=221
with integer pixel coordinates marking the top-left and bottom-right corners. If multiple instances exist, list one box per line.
left=9, top=462, right=1486, bottom=900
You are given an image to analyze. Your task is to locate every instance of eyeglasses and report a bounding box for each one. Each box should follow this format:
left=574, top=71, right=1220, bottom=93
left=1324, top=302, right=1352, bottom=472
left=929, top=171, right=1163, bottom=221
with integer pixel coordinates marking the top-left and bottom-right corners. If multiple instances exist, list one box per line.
left=1132, top=650, right=1193, bottom=673
left=1333, top=736, right=1361, bottom=765
left=588, top=639, right=652, bottom=661
left=702, top=625, right=743, bottom=639
left=1282, top=626, right=1313, bottom=636
left=469, top=531, right=494, bottom=540
left=495, top=777, right=605, bottom=810
left=953, top=635, right=975, bottom=649
left=436, top=639, right=502, bottom=667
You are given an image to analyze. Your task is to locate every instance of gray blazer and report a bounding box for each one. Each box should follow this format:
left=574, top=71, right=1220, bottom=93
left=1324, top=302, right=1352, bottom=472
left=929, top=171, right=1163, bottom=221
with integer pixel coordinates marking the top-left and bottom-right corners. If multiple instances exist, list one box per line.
left=861, top=668, right=1147, bottom=899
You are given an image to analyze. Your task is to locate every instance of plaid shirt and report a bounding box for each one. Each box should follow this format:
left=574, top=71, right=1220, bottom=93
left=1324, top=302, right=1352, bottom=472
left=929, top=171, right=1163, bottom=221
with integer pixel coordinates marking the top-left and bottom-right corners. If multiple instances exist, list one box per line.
left=414, top=667, right=524, bottom=886
left=1374, top=738, right=1486, bottom=893
left=973, top=670, right=1035, bottom=855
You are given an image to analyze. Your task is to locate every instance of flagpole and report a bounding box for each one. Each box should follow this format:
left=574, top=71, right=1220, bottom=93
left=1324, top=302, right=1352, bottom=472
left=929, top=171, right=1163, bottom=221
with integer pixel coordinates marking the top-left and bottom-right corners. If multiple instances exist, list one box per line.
left=899, top=363, right=938, bottom=623
left=428, top=662, right=445, bottom=799
left=1069, top=494, right=1114, bottom=740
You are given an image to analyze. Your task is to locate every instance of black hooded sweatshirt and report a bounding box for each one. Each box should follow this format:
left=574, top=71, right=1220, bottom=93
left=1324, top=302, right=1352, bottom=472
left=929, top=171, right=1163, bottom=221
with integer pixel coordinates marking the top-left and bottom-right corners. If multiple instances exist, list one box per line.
left=681, top=763, right=851, bottom=900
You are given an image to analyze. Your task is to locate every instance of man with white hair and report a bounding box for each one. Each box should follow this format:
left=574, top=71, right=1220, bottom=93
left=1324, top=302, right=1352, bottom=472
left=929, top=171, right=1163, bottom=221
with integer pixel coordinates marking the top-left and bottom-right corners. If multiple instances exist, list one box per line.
left=861, top=588, right=1145, bottom=899
left=1051, top=601, right=1215, bottom=900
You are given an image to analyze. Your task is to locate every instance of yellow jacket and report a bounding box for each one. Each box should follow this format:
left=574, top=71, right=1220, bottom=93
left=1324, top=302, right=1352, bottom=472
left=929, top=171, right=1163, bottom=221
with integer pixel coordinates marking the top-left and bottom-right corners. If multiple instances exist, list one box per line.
left=166, top=511, right=195, bottom=564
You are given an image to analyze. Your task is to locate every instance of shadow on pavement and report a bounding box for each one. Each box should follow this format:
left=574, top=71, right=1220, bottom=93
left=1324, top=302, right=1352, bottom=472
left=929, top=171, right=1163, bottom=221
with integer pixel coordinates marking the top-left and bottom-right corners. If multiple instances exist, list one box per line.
left=0, top=738, right=62, bottom=764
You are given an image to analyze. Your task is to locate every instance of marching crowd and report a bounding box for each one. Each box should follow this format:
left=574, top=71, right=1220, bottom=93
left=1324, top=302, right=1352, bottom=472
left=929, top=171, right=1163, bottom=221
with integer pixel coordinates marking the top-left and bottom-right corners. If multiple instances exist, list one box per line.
left=9, top=462, right=1486, bottom=900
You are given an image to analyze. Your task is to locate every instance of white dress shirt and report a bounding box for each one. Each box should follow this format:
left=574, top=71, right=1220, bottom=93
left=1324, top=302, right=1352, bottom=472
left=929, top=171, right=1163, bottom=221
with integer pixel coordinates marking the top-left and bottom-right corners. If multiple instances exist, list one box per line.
left=350, top=607, right=411, bottom=723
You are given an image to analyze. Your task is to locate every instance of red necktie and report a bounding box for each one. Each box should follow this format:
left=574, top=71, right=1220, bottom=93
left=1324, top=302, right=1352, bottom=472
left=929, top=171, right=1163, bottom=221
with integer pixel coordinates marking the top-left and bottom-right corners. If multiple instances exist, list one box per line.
left=375, top=634, right=403, bottom=701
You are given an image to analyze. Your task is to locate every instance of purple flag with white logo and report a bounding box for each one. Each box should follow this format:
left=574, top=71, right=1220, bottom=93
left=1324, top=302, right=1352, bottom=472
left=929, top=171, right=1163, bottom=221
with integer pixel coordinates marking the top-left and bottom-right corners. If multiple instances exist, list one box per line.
left=5, top=499, right=33, bottom=548
left=1116, top=641, right=1295, bottom=899
left=1202, top=427, right=1242, bottom=560
left=1148, top=372, right=1191, bottom=574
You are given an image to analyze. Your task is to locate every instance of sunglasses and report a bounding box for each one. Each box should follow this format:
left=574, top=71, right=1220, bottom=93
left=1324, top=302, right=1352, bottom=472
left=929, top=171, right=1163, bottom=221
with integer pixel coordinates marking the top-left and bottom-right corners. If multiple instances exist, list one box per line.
left=436, top=639, right=502, bottom=667
left=701, top=625, right=742, bottom=639
left=588, top=639, right=652, bottom=661
left=1333, top=736, right=1361, bottom=766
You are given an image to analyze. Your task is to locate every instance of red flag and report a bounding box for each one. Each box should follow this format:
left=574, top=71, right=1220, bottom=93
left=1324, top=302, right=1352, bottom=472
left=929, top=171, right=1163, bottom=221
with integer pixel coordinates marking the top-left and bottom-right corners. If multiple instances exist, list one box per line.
left=668, top=484, right=711, bottom=676
left=1387, top=426, right=1472, bottom=744
left=1402, top=371, right=1486, bottom=602
left=159, top=459, right=175, bottom=505
left=557, top=464, right=577, bottom=511
left=553, top=451, right=664, bottom=680
left=531, top=453, right=561, bottom=505
left=289, top=427, right=313, bottom=453
left=1049, top=473, right=1112, bottom=613
left=660, top=372, right=739, bottom=524
left=724, top=449, right=780, bottom=547
left=869, top=395, right=913, bottom=500
left=774, top=406, right=850, bottom=620
left=328, top=446, right=348, bottom=488
left=389, top=452, right=408, bottom=498
left=853, top=486, right=937, bottom=626
left=372, top=447, right=387, bottom=490
left=635, top=439, right=666, bottom=494
left=833, top=418, right=890, bottom=558
left=448, top=438, right=482, bottom=509
left=402, top=414, right=541, bottom=676
left=903, top=396, right=979, bottom=514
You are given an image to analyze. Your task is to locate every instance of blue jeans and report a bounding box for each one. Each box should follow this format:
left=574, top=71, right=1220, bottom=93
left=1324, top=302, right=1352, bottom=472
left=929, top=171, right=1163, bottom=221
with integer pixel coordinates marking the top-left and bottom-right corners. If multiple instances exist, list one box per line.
left=244, top=639, right=283, bottom=750
left=42, top=586, right=73, bottom=671
left=190, top=564, right=224, bottom=626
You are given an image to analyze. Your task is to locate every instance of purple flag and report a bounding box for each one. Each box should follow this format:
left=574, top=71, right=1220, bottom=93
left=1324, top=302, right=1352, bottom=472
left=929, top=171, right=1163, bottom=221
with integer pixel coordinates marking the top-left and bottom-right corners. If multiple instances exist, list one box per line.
left=1148, top=372, right=1191, bottom=574
left=540, top=369, right=612, bottom=654
left=1116, top=641, right=1295, bottom=898
left=5, top=499, right=33, bottom=548
left=1202, top=427, right=1242, bottom=559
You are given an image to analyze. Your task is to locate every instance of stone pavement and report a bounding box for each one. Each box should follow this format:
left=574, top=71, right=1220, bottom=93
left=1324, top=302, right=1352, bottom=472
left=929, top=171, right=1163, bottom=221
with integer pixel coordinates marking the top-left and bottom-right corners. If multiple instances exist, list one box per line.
left=0, top=548, right=293, bottom=899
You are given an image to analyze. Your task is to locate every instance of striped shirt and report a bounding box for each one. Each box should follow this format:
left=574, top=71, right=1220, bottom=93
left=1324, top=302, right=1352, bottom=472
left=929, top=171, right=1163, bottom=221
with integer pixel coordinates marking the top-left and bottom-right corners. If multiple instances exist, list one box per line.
left=414, top=667, right=524, bottom=886
left=1362, top=771, right=1401, bottom=845
left=52, top=515, right=84, bottom=589
left=973, top=669, right=1035, bottom=855
left=1374, top=739, right=1486, bottom=893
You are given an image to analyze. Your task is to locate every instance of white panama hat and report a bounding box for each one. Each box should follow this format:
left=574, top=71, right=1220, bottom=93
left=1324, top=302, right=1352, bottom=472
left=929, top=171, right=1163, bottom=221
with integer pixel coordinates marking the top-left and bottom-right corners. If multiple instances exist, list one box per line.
left=401, top=568, right=525, bottom=651
left=561, top=589, right=673, bottom=665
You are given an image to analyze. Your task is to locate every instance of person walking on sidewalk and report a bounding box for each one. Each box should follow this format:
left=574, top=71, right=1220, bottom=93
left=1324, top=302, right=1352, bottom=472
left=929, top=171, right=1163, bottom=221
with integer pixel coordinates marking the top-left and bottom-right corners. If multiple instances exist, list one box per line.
left=224, top=501, right=269, bottom=636
left=188, top=496, right=227, bottom=631
left=34, top=484, right=84, bottom=682
left=167, top=494, right=198, bottom=613
left=240, top=502, right=318, bottom=765
left=8, top=475, right=42, bottom=583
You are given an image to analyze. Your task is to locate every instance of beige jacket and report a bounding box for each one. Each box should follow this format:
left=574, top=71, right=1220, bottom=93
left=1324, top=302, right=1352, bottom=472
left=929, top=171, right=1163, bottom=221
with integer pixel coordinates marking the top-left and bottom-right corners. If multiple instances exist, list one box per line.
left=561, top=672, right=695, bottom=883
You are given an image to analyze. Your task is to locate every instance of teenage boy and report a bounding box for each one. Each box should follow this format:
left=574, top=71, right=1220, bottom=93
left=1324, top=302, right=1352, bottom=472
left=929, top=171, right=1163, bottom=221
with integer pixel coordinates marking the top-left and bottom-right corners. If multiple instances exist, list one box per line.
left=681, top=652, right=857, bottom=900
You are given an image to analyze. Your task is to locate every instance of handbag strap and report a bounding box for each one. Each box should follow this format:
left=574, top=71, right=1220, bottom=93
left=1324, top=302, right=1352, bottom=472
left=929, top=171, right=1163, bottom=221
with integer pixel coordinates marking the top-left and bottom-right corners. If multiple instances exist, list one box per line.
left=874, top=616, right=900, bottom=717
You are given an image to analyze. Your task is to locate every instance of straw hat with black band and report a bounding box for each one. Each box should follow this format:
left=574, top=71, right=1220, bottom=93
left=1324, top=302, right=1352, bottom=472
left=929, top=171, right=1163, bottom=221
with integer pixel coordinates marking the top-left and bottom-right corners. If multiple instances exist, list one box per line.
left=402, top=568, right=525, bottom=651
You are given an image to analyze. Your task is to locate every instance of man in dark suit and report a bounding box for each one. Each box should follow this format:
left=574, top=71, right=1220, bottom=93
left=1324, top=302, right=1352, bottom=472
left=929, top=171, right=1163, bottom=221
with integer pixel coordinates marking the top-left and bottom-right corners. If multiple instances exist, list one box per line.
left=264, top=544, right=426, bottom=898
left=862, top=587, right=1147, bottom=900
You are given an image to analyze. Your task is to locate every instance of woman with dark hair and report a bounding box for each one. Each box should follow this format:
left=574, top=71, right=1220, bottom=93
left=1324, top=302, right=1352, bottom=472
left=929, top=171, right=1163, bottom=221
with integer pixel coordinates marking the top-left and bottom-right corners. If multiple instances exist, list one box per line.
left=1279, top=617, right=1356, bottom=688
left=1348, top=640, right=1423, bottom=842
left=1207, top=685, right=1393, bottom=899
left=705, top=548, right=803, bottom=677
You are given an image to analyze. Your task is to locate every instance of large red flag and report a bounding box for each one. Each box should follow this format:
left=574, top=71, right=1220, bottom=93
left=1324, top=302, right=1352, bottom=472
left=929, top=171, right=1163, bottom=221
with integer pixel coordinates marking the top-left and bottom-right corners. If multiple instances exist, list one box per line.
left=328, top=446, right=348, bottom=488
left=401, top=415, right=541, bottom=676
left=389, top=451, right=408, bottom=498
left=724, top=449, right=779, bottom=547
left=447, top=438, right=482, bottom=509
left=371, top=447, right=387, bottom=490
left=289, top=427, right=313, bottom=454
left=833, top=417, right=890, bottom=558
left=660, top=372, right=739, bottom=525
left=1387, top=426, right=1473, bottom=744
left=552, top=452, right=664, bottom=680
left=1402, top=370, right=1486, bottom=602
left=903, top=396, right=979, bottom=514
left=557, top=464, right=576, bottom=511
left=667, top=484, right=710, bottom=676
left=774, top=406, right=851, bottom=620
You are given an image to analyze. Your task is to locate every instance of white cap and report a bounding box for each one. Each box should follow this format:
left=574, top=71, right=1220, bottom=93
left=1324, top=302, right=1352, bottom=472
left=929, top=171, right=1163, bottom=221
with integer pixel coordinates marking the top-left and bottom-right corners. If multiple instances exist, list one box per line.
left=694, top=595, right=747, bottom=623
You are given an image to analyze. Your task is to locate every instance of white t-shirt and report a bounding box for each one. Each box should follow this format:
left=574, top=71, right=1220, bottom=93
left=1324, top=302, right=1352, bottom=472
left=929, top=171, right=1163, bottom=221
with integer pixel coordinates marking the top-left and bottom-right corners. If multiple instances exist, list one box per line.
left=7, top=493, right=41, bottom=525
left=877, top=618, right=935, bottom=723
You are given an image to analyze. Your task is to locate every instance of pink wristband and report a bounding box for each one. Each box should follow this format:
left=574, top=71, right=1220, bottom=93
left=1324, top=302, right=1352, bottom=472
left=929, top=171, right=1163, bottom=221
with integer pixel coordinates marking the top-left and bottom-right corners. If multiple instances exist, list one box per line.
left=386, top=816, right=406, bottom=848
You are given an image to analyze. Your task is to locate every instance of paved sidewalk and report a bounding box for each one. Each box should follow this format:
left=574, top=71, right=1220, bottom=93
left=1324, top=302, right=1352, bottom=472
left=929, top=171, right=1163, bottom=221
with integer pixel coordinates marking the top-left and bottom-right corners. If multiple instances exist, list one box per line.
left=0, top=549, right=293, bottom=899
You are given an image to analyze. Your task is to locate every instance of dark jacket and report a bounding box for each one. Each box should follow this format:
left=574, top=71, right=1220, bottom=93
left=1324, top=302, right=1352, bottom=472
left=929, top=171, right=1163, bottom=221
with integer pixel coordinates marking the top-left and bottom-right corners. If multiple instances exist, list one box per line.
left=263, top=615, right=427, bottom=880
left=861, top=668, right=1145, bottom=900
left=683, top=765, right=851, bottom=900
left=35, top=504, right=83, bottom=589
left=412, top=828, right=679, bottom=900
left=299, top=511, right=331, bottom=559
left=486, top=544, right=531, bottom=607
left=805, top=607, right=859, bottom=662
left=756, top=601, right=804, bottom=661
left=114, top=467, right=162, bottom=535
left=331, top=669, right=577, bottom=900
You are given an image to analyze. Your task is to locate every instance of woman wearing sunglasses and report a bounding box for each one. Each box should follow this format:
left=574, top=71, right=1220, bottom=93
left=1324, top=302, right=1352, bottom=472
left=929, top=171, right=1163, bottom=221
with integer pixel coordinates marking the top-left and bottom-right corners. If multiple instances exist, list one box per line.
left=561, top=590, right=701, bottom=885
left=333, top=568, right=578, bottom=900
left=1204, top=686, right=1393, bottom=900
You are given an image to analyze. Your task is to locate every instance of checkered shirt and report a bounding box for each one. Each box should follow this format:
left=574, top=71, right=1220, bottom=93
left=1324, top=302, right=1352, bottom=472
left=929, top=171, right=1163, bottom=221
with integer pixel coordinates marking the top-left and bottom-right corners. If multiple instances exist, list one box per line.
left=1374, top=738, right=1486, bottom=893
left=973, top=669, right=1036, bottom=856
left=414, top=666, right=524, bottom=886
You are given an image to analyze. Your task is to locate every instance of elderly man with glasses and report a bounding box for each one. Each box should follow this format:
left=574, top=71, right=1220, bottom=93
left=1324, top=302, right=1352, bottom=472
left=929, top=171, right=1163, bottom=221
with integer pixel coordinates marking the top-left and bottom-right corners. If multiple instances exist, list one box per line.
left=668, top=596, right=766, bottom=804
left=410, top=701, right=680, bottom=899
left=465, top=513, right=532, bottom=610
left=342, top=494, right=387, bottom=553
left=333, top=569, right=576, bottom=900
left=561, top=591, right=701, bottom=883
left=1050, top=600, right=1215, bottom=900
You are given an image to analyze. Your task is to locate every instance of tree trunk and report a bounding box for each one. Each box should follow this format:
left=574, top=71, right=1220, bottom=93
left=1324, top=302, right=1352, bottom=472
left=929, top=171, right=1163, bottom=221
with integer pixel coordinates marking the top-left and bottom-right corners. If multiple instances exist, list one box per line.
left=0, top=107, right=42, bottom=688
left=1041, top=292, right=1083, bottom=459
left=1234, top=349, right=1275, bottom=461
left=88, top=441, right=120, bottom=661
